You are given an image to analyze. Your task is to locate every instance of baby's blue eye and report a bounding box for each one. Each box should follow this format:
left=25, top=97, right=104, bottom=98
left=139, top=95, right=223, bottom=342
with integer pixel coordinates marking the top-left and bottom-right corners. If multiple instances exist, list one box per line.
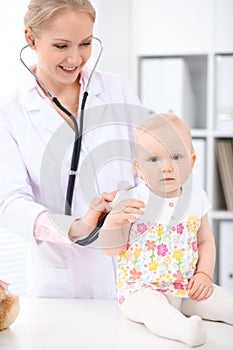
left=172, top=154, right=182, bottom=161
left=149, top=156, right=159, bottom=162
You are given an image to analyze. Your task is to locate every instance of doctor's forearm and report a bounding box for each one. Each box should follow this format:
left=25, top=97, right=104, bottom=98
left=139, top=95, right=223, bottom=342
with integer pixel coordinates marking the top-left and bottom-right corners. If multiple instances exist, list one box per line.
left=68, top=218, right=98, bottom=241
left=34, top=211, right=74, bottom=244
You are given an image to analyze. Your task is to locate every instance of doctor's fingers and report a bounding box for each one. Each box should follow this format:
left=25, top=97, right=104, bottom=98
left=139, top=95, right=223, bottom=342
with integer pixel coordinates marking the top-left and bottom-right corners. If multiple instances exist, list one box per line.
left=90, top=197, right=112, bottom=212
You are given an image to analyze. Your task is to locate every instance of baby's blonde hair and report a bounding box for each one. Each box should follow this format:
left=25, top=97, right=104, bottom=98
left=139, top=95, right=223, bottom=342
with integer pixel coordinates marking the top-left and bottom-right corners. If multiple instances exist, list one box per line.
left=134, top=113, right=194, bottom=156
left=24, top=0, right=96, bottom=33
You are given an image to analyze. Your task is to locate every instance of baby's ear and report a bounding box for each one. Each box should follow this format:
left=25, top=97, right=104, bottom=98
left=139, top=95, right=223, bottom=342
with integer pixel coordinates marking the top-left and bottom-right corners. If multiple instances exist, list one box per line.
left=0, top=286, right=6, bottom=301
left=133, top=160, right=141, bottom=176
left=191, top=153, right=196, bottom=170
left=134, top=160, right=145, bottom=181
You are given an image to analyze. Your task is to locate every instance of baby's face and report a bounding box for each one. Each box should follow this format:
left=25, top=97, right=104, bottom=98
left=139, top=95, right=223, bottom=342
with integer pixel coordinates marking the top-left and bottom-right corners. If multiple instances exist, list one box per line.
left=134, top=127, right=196, bottom=198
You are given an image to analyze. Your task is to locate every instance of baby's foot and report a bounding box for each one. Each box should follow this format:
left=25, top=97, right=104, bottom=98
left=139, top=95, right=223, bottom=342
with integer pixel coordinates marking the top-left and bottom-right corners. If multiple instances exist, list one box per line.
left=183, top=315, right=207, bottom=347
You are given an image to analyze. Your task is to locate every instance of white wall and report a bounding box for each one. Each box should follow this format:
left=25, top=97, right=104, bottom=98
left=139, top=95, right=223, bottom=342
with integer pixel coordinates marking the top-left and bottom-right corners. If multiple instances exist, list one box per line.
left=0, top=1, right=28, bottom=96
left=92, top=0, right=132, bottom=79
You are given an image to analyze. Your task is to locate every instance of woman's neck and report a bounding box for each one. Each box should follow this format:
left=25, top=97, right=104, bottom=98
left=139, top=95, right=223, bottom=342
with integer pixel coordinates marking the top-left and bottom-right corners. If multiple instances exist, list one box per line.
left=37, top=77, right=81, bottom=127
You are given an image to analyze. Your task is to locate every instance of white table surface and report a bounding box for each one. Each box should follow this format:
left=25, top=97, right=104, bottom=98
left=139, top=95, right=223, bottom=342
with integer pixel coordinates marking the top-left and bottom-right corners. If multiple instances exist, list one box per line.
left=0, top=298, right=232, bottom=350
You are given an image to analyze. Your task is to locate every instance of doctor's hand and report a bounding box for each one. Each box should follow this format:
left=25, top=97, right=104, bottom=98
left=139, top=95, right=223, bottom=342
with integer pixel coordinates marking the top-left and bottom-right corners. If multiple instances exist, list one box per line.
left=82, top=191, right=117, bottom=228
left=68, top=191, right=117, bottom=241
left=187, top=273, right=213, bottom=301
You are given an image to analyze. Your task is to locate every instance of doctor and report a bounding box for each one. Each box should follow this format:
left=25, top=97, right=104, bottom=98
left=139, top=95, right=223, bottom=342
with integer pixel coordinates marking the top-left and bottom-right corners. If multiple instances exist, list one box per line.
left=0, top=0, right=144, bottom=297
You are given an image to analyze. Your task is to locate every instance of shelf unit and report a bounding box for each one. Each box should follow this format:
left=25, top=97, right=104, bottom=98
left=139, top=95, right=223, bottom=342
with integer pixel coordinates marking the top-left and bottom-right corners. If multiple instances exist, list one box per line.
left=130, top=0, right=233, bottom=283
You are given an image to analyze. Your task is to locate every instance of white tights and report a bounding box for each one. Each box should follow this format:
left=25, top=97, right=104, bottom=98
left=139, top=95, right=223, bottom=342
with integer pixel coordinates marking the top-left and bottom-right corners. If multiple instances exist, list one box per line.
left=119, top=284, right=233, bottom=347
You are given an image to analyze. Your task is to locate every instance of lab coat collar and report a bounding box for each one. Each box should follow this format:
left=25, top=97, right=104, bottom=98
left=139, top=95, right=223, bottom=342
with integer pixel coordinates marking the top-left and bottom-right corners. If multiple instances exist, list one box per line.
left=22, top=67, right=105, bottom=112
left=81, top=68, right=104, bottom=97
left=20, top=67, right=106, bottom=134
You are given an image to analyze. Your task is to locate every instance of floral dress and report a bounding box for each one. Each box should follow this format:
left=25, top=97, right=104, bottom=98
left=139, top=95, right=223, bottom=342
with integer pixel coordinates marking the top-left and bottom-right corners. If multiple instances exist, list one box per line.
left=116, top=183, right=211, bottom=305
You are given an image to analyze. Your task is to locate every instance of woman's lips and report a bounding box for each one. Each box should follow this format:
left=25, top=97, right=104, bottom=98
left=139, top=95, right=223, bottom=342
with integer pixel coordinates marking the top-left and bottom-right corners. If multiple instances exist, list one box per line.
left=59, top=66, right=78, bottom=74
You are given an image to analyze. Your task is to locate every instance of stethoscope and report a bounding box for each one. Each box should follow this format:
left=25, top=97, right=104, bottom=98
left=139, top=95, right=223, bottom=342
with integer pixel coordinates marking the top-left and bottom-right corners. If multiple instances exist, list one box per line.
left=20, top=37, right=107, bottom=246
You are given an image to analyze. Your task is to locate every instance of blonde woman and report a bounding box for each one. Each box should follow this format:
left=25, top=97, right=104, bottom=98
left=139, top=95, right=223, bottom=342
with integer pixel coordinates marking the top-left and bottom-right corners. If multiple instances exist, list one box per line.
left=0, top=0, right=143, bottom=297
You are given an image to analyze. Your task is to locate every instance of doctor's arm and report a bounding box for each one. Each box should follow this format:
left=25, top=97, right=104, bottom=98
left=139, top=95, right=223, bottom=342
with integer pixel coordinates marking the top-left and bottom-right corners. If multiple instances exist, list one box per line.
left=68, top=191, right=116, bottom=242
left=0, top=111, right=47, bottom=241
left=0, top=110, right=102, bottom=245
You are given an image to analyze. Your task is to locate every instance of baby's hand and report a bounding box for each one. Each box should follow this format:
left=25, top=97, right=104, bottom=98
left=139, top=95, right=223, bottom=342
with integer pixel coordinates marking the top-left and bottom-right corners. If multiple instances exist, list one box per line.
left=104, top=198, right=145, bottom=228
left=187, top=273, right=213, bottom=301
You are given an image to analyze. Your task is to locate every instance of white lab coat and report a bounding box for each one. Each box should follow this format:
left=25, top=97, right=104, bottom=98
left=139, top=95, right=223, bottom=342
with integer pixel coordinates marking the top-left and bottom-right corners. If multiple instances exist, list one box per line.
left=0, top=69, right=148, bottom=297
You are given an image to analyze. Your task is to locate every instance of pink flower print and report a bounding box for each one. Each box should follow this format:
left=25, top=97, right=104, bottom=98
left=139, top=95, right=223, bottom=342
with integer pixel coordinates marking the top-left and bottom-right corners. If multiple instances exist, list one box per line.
left=142, top=283, right=151, bottom=289
left=118, top=296, right=125, bottom=305
left=126, top=243, right=130, bottom=250
left=173, top=270, right=184, bottom=283
left=157, top=288, right=169, bottom=293
left=192, top=241, right=197, bottom=252
left=157, top=243, right=168, bottom=256
left=129, top=268, right=142, bottom=281
left=136, top=222, right=148, bottom=234
left=145, top=240, right=156, bottom=251
left=174, top=281, right=185, bottom=290
left=177, top=223, right=184, bottom=235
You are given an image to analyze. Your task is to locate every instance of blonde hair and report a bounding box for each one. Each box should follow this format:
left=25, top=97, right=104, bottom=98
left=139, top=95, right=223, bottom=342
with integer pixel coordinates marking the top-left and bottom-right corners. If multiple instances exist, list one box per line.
left=24, top=0, right=96, bottom=33
left=134, top=113, right=194, bottom=155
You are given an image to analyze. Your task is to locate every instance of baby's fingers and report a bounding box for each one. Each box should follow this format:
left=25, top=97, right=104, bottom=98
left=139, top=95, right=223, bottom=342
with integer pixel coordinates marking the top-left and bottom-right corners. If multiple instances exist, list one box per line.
left=101, top=191, right=117, bottom=202
left=195, top=285, right=213, bottom=301
left=124, top=206, right=144, bottom=215
left=114, top=199, right=145, bottom=213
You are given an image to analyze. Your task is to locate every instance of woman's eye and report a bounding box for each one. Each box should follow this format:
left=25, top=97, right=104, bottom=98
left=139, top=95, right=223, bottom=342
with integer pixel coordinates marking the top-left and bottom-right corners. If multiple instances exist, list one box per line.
left=80, top=41, right=91, bottom=47
left=55, top=44, right=68, bottom=49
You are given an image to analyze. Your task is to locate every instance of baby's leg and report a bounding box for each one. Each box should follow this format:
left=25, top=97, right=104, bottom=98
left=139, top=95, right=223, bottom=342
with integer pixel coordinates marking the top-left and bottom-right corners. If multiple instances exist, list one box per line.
left=119, top=289, right=206, bottom=347
left=181, top=284, right=233, bottom=325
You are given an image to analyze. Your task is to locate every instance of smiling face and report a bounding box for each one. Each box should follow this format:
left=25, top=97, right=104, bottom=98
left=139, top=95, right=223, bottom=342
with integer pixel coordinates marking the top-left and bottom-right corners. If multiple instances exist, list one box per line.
left=25, top=11, right=93, bottom=92
left=134, top=115, right=196, bottom=198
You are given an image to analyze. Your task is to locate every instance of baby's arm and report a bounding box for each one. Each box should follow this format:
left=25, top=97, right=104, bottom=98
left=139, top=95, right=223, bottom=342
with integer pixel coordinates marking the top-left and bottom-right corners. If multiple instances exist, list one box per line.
left=99, top=198, right=145, bottom=256
left=68, top=191, right=116, bottom=242
left=187, top=213, right=216, bottom=301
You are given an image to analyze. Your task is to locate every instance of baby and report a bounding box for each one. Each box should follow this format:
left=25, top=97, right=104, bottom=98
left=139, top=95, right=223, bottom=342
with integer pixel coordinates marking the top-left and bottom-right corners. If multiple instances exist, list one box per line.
left=99, top=113, right=233, bottom=347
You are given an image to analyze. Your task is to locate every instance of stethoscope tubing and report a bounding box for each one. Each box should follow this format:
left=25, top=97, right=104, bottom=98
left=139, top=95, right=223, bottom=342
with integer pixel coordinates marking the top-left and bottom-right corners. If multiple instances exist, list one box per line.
left=19, top=38, right=105, bottom=245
